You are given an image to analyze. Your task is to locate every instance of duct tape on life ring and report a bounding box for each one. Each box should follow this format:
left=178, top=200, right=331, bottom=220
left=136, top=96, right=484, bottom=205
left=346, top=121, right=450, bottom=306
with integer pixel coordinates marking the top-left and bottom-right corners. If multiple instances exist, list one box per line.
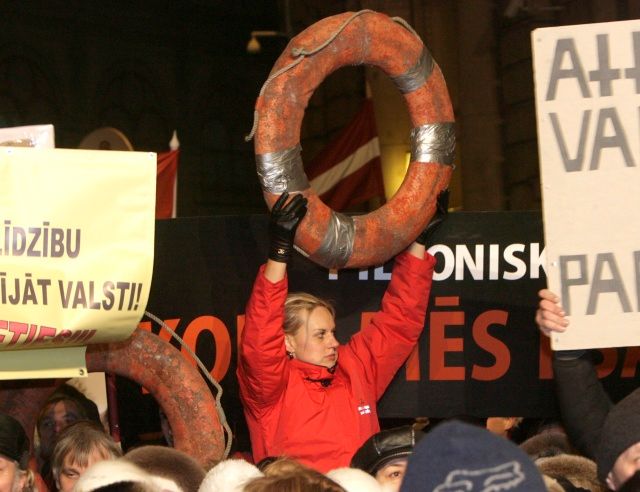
left=250, top=10, right=455, bottom=269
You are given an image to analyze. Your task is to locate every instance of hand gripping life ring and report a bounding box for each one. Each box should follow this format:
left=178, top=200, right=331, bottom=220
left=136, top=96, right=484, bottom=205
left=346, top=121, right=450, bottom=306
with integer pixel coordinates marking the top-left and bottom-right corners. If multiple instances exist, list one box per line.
left=0, top=329, right=223, bottom=469
left=250, top=10, right=455, bottom=269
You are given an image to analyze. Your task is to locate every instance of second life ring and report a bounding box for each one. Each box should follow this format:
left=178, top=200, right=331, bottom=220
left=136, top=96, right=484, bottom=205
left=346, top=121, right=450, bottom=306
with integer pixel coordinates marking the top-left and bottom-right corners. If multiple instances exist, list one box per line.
left=0, top=329, right=224, bottom=469
left=85, top=329, right=224, bottom=468
left=250, top=10, right=455, bottom=269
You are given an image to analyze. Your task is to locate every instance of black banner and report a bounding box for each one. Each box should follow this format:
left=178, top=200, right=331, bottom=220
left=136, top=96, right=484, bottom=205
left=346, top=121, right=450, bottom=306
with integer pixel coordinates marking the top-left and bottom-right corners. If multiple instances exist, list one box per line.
left=115, top=211, right=640, bottom=448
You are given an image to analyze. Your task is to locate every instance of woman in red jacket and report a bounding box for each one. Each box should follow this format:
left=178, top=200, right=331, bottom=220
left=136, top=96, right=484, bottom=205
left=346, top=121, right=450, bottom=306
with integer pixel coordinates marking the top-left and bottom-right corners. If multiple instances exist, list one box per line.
left=237, top=192, right=445, bottom=472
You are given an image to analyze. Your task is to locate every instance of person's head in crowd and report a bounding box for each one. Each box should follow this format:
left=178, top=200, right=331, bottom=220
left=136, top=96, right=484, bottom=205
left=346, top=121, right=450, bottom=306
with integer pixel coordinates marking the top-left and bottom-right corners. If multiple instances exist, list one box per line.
left=400, top=420, right=547, bottom=491
left=595, top=388, right=640, bottom=490
left=85, top=484, right=154, bottom=492
left=124, top=445, right=206, bottom=492
left=486, top=417, right=524, bottom=439
left=283, top=293, right=339, bottom=369
left=618, top=470, right=640, bottom=492
left=520, top=431, right=576, bottom=461
left=325, top=467, right=383, bottom=492
left=37, top=383, right=101, bottom=463
left=255, top=456, right=280, bottom=472
left=536, top=454, right=604, bottom=492
left=0, top=414, right=34, bottom=492
left=73, top=458, right=181, bottom=492
left=350, top=425, right=425, bottom=492
left=242, top=458, right=346, bottom=492
left=198, top=459, right=263, bottom=492
left=527, top=418, right=566, bottom=438
left=51, top=420, right=122, bottom=492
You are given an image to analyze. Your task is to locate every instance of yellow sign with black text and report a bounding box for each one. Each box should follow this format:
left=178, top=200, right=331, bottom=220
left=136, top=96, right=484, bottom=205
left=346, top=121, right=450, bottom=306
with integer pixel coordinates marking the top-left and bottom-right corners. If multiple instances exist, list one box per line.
left=0, top=147, right=155, bottom=377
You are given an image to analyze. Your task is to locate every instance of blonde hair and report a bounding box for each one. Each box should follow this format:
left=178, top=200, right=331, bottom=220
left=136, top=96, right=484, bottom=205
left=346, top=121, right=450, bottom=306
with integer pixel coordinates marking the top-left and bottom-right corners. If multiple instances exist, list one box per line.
left=51, top=420, right=122, bottom=482
left=284, top=293, right=335, bottom=337
left=244, top=458, right=345, bottom=492
left=14, top=465, right=35, bottom=492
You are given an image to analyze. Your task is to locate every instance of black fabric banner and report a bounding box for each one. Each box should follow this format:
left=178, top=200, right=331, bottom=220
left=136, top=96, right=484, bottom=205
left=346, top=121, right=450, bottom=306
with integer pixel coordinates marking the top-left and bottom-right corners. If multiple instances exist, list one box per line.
left=115, top=211, right=640, bottom=448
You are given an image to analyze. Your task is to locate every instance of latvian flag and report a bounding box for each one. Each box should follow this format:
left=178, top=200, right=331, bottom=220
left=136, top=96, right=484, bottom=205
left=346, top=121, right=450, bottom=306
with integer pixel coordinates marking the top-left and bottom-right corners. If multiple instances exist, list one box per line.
left=307, top=99, right=385, bottom=212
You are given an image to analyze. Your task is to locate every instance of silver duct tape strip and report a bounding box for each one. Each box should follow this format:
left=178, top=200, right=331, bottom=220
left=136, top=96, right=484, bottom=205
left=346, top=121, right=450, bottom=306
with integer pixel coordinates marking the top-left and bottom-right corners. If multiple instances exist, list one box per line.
left=256, top=144, right=310, bottom=193
left=410, top=122, right=456, bottom=166
left=391, top=48, right=434, bottom=94
left=311, top=212, right=355, bottom=269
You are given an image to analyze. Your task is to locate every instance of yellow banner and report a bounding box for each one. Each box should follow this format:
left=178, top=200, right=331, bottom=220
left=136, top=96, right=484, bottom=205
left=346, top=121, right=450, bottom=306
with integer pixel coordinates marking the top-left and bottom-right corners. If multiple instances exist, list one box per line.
left=0, top=347, right=87, bottom=379
left=0, top=147, right=156, bottom=354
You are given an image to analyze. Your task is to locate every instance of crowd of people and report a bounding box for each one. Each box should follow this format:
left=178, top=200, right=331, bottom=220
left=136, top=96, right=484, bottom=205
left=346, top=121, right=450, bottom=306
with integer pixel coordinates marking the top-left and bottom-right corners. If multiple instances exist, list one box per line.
left=1, top=192, right=639, bottom=491
left=1, top=392, right=634, bottom=492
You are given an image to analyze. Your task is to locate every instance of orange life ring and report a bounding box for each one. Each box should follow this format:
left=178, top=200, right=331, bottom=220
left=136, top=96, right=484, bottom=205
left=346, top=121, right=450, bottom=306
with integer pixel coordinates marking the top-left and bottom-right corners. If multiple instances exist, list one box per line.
left=252, top=10, right=455, bottom=269
left=0, top=329, right=224, bottom=469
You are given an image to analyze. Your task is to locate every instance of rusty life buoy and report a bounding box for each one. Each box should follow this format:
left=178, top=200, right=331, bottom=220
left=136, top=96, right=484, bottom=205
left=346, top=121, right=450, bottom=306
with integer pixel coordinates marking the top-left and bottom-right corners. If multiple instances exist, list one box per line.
left=0, top=329, right=224, bottom=469
left=250, top=10, right=455, bottom=269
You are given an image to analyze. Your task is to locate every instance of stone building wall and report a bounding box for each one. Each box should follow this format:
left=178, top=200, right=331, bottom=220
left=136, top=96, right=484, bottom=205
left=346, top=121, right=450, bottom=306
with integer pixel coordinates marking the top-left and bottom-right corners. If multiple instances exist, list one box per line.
left=1, top=0, right=639, bottom=214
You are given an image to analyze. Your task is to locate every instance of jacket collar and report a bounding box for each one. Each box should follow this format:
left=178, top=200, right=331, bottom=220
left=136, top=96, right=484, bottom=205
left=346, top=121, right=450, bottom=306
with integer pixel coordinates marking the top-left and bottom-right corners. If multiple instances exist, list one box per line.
left=290, top=358, right=337, bottom=383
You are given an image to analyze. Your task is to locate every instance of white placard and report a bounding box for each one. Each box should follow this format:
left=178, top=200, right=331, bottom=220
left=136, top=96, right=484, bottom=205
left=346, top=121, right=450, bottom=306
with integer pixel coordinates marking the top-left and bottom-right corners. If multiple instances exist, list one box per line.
left=532, top=20, right=640, bottom=349
left=0, top=124, right=55, bottom=148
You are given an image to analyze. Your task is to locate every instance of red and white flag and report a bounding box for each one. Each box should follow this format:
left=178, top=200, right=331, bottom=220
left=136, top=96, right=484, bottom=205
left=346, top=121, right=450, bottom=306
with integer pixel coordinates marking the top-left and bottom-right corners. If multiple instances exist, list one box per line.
left=306, top=99, right=385, bottom=211
left=156, top=149, right=178, bottom=219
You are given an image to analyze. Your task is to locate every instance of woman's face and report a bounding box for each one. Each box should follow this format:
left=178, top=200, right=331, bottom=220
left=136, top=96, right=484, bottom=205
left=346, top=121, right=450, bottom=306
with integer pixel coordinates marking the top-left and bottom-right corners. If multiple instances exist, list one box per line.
left=285, top=306, right=339, bottom=368
left=56, top=447, right=108, bottom=492
left=375, top=459, right=408, bottom=492
left=0, top=455, right=24, bottom=492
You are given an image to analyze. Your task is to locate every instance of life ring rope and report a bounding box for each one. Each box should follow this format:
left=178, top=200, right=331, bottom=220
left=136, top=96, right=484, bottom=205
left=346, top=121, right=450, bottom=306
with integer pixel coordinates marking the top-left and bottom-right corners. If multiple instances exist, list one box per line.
left=144, top=310, right=233, bottom=459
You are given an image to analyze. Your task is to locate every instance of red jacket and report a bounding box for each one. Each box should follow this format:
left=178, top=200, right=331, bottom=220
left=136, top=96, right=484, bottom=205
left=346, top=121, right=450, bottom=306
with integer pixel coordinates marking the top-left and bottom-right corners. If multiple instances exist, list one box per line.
left=237, top=251, right=435, bottom=472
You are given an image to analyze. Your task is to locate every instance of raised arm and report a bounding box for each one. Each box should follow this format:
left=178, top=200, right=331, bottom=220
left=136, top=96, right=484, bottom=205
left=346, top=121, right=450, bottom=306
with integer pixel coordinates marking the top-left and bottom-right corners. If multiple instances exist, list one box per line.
left=263, top=192, right=307, bottom=282
left=348, top=190, right=448, bottom=396
left=409, top=189, right=449, bottom=259
left=237, top=193, right=307, bottom=410
left=535, top=289, right=613, bottom=458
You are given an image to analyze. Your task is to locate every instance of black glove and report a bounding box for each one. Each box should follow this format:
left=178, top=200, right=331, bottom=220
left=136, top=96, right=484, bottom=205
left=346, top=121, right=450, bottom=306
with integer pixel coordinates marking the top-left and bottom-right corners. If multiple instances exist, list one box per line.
left=268, top=192, right=308, bottom=263
left=415, top=189, right=449, bottom=246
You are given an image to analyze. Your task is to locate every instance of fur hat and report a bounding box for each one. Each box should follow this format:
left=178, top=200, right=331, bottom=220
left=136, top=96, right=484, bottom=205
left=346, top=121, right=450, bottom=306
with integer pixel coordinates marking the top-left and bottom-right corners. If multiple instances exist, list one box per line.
left=351, top=425, right=424, bottom=475
left=542, top=475, right=566, bottom=492
left=73, top=458, right=183, bottom=492
left=594, top=388, right=640, bottom=483
left=400, top=420, right=547, bottom=491
left=536, top=454, right=604, bottom=492
left=0, top=413, right=29, bottom=469
left=198, top=459, right=263, bottom=492
left=520, top=431, right=575, bottom=460
left=125, top=445, right=206, bottom=492
left=326, top=467, right=383, bottom=491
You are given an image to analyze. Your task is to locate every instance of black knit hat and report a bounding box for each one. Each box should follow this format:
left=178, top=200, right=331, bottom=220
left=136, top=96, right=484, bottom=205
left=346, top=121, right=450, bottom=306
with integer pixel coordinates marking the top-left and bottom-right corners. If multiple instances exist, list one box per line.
left=0, top=413, right=29, bottom=469
left=595, top=387, right=640, bottom=483
left=351, top=425, right=424, bottom=475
